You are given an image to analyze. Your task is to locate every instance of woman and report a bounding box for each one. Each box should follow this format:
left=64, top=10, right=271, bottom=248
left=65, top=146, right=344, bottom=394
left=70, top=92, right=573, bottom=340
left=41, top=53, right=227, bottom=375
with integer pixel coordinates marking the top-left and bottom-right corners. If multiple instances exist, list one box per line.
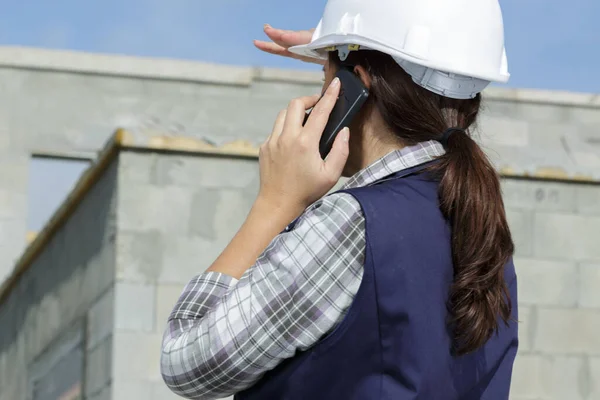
left=161, top=1, right=518, bottom=399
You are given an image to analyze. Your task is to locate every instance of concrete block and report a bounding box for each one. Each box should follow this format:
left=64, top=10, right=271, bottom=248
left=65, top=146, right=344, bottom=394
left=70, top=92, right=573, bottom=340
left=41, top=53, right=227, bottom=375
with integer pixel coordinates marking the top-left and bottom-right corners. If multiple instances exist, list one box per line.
left=112, top=380, right=154, bottom=400
left=533, top=308, right=600, bottom=355
left=590, top=358, right=600, bottom=400
left=57, top=266, right=86, bottom=328
left=477, top=116, right=530, bottom=148
left=567, top=107, right=600, bottom=125
left=0, top=352, right=6, bottom=394
left=541, top=356, right=589, bottom=400
left=117, top=183, right=192, bottom=234
left=115, top=230, right=164, bottom=284
left=520, top=102, right=570, bottom=124
left=579, top=122, right=600, bottom=143
left=154, top=155, right=259, bottom=190
left=481, top=99, right=521, bottom=122
left=155, top=284, right=184, bottom=330
left=214, top=189, right=254, bottom=240
left=527, top=121, right=579, bottom=155
left=159, top=235, right=224, bottom=284
left=87, top=288, right=114, bottom=350
left=0, top=190, right=27, bottom=219
left=114, top=282, right=155, bottom=333
left=0, top=348, right=18, bottom=400
left=118, top=151, right=157, bottom=185
left=0, top=125, right=10, bottom=152
left=576, top=186, right=600, bottom=216
left=251, top=80, right=320, bottom=99
left=112, top=332, right=163, bottom=382
left=0, top=218, right=26, bottom=246
left=94, top=74, right=148, bottom=96
left=188, top=188, right=220, bottom=239
left=35, top=293, right=62, bottom=355
left=510, top=354, right=545, bottom=399
left=501, top=180, right=576, bottom=213
left=82, top=244, right=116, bottom=302
left=580, top=263, right=600, bottom=308
left=505, top=209, right=533, bottom=256
left=514, top=258, right=578, bottom=306
left=533, top=212, right=600, bottom=261
left=87, top=385, right=112, bottom=400
left=510, top=354, right=589, bottom=400
left=518, top=306, right=535, bottom=353
left=85, top=336, right=113, bottom=397
left=0, top=153, right=28, bottom=190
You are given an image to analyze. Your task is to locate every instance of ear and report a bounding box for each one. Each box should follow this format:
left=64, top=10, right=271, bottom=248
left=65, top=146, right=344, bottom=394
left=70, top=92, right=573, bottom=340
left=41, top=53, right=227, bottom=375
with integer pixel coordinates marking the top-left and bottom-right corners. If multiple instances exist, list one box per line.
left=354, top=65, right=372, bottom=90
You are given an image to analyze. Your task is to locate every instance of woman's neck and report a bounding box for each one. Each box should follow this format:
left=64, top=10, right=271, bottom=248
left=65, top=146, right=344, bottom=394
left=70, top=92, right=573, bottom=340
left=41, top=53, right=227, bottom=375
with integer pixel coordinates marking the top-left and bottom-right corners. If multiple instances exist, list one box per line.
left=347, top=116, right=406, bottom=174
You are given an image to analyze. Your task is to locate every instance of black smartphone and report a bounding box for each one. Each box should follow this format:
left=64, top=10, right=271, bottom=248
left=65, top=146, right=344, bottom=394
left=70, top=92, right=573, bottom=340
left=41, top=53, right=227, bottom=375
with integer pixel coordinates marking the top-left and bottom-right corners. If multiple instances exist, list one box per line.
left=303, top=68, right=369, bottom=159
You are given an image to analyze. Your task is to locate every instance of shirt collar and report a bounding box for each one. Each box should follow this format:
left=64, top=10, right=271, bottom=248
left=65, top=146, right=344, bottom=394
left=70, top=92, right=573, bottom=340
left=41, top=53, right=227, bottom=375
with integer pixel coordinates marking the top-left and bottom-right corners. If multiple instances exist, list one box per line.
left=342, top=140, right=446, bottom=190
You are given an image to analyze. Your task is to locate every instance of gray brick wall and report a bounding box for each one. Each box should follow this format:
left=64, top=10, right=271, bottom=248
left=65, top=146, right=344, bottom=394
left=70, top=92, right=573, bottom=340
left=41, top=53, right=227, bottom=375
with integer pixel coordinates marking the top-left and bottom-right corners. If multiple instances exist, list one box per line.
left=0, top=160, right=118, bottom=400
left=505, top=178, right=600, bottom=400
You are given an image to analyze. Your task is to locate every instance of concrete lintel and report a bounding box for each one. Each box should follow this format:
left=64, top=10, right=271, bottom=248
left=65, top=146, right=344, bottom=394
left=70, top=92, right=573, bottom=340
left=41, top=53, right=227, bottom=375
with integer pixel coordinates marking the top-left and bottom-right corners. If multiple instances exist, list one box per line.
left=0, top=46, right=254, bottom=86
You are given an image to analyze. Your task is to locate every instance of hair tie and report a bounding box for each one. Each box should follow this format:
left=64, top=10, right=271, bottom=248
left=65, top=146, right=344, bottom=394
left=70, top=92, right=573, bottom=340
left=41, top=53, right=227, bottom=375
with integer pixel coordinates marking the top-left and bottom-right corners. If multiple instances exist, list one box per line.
left=439, top=128, right=465, bottom=147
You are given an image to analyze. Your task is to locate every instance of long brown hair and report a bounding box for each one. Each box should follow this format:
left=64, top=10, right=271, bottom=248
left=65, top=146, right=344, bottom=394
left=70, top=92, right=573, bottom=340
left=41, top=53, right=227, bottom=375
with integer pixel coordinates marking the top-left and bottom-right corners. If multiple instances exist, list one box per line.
left=330, top=51, right=514, bottom=355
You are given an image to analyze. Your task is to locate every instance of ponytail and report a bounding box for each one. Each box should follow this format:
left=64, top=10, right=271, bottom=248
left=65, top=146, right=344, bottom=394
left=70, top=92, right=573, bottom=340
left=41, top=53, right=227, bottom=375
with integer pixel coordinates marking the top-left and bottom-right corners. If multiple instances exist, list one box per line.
left=329, top=50, right=515, bottom=355
left=436, top=130, right=514, bottom=355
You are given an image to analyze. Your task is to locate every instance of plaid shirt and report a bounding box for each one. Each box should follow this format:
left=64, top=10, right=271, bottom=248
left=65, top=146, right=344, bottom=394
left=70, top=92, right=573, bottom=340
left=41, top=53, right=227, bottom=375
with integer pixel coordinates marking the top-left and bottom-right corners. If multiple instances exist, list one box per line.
left=160, top=141, right=445, bottom=399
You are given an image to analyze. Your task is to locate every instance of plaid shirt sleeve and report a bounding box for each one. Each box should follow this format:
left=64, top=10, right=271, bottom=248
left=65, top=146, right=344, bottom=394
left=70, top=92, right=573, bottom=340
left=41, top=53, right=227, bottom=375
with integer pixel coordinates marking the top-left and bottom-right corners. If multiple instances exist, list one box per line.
left=160, top=192, right=365, bottom=400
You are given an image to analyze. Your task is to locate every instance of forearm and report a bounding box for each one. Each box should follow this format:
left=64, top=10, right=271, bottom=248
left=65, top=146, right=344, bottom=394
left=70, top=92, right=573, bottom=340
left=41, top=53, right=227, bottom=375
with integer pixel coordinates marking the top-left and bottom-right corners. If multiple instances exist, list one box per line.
left=206, top=196, right=303, bottom=279
left=161, top=193, right=365, bottom=399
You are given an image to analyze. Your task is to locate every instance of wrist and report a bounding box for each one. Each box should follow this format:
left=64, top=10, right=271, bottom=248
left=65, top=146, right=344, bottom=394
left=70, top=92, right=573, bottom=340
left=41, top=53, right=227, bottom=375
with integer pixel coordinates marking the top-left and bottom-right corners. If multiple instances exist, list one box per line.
left=252, top=195, right=306, bottom=225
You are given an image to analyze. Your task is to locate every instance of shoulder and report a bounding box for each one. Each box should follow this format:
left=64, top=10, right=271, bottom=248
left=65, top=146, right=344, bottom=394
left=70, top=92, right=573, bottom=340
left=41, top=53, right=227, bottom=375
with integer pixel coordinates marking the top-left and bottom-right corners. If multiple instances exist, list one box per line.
left=292, top=192, right=364, bottom=232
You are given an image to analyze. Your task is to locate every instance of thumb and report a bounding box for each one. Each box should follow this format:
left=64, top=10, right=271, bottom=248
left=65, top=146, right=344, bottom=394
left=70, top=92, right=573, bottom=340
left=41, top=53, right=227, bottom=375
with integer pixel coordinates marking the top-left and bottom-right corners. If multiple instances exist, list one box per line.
left=324, top=128, right=350, bottom=178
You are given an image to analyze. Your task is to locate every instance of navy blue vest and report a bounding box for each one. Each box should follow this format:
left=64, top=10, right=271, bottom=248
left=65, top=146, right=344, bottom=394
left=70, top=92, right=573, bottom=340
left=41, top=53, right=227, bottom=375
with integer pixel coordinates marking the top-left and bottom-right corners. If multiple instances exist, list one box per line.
left=236, top=163, right=519, bottom=400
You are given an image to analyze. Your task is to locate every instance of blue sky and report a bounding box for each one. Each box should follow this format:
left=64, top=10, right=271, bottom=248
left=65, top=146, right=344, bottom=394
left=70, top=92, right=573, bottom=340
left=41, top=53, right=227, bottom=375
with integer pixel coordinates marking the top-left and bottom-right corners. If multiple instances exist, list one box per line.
left=0, top=0, right=598, bottom=93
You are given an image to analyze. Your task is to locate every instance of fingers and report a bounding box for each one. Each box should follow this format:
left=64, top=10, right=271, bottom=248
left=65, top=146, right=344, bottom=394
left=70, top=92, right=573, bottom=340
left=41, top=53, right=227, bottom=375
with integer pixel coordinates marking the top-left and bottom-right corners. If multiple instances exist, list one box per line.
left=283, top=95, right=320, bottom=134
left=254, top=40, right=325, bottom=64
left=324, top=128, right=350, bottom=178
left=253, top=40, right=289, bottom=56
left=270, top=109, right=287, bottom=142
left=304, top=77, right=341, bottom=137
left=254, top=25, right=326, bottom=65
left=264, top=25, right=314, bottom=47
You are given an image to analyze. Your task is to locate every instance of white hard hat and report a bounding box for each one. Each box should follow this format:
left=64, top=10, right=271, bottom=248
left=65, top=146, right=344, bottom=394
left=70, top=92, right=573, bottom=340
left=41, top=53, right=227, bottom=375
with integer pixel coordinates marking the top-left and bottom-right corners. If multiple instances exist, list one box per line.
left=289, top=0, right=509, bottom=99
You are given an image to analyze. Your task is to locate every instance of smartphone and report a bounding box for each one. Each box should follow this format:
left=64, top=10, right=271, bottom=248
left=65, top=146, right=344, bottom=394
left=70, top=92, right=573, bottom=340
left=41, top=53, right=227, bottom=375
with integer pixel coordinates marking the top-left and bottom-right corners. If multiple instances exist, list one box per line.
left=303, top=68, right=369, bottom=159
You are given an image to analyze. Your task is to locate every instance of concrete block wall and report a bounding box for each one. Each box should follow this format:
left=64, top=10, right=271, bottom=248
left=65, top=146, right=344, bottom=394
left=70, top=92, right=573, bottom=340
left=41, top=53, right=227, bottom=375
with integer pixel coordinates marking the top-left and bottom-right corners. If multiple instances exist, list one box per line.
left=0, top=161, right=118, bottom=400
left=502, top=178, right=600, bottom=400
left=477, top=98, right=600, bottom=178
left=111, top=149, right=259, bottom=400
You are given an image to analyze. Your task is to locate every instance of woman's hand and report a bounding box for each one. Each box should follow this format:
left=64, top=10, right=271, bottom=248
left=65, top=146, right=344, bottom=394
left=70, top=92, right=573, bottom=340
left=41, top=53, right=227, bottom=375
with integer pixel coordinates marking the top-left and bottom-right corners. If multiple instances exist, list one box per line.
left=257, top=77, right=350, bottom=218
left=254, top=25, right=324, bottom=65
